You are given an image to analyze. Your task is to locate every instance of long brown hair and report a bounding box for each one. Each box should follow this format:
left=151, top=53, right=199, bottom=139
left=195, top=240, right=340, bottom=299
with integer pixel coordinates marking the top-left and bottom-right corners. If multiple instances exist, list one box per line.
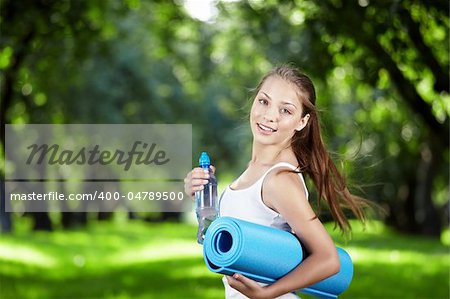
left=255, top=65, right=368, bottom=233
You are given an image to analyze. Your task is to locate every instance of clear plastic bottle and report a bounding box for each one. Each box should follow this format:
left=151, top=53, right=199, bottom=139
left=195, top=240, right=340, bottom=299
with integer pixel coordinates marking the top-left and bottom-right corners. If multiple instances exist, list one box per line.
left=195, top=152, right=218, bottom=244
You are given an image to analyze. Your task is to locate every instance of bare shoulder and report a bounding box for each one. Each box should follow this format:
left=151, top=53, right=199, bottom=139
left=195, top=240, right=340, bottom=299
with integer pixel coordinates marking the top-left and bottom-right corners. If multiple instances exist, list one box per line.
left=262, top=167, right=311, bottom=214
left=263, top=167, right=307, bottom=200
left=263, top=167, right=334, bottom=253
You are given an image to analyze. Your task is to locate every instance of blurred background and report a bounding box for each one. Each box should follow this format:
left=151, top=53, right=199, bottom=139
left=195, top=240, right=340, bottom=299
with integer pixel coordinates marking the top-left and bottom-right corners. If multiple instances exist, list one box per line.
left=0, top=0, right=449, bottom=298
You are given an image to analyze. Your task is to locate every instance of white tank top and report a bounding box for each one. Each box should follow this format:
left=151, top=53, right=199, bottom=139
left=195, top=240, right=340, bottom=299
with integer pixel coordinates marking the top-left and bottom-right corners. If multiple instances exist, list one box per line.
left=219, top=162, right=308, bottom=229
left=219, top=162, right=308, bottom=299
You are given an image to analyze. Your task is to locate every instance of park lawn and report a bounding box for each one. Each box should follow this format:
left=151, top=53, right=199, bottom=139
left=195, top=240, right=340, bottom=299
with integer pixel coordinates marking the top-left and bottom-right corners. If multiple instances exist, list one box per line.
left=0, top=215, right=448, bottom=299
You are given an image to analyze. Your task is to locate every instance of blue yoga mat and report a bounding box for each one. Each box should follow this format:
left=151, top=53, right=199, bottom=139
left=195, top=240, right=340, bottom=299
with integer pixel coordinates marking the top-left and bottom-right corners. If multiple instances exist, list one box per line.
left=203, top=217, right=353, bottom=299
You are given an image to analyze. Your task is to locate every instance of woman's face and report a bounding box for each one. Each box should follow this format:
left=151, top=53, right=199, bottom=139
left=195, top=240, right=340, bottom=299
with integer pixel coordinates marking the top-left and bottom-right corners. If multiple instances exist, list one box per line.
left=250, top=76, right=309, bottom=147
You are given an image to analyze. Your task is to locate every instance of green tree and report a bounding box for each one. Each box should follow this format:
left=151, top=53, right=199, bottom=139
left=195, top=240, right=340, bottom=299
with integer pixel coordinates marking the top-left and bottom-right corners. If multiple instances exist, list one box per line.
left=0, top=0, right=128, bottom=231
left=1, top=0, right=448, bottom=237
left=212, top=0, right=449, bottom=236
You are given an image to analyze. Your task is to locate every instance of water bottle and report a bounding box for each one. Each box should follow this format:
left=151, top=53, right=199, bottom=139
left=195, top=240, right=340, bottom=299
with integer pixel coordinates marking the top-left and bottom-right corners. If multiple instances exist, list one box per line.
left=195, top=152, right=218, bottom=244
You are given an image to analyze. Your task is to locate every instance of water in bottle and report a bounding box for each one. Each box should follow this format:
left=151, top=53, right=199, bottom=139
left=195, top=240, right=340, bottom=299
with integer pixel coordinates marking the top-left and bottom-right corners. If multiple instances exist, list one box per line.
left=195, top=152, right=218, bottom=244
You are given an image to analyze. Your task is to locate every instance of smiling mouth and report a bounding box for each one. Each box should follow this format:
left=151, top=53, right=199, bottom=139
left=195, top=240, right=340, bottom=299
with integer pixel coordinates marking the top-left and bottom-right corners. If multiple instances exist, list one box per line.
left=257, top=123, right=277, bottom=132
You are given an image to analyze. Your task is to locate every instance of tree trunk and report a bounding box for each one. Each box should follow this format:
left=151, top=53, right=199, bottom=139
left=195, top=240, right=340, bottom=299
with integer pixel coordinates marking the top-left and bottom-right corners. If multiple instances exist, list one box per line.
left=413, top=141, right=442, bottom=236
left=0, top=176, right=12, bottom=233
left=386, top=141, right=443, bottom=237
left=31, top=212, right=52, bottom=231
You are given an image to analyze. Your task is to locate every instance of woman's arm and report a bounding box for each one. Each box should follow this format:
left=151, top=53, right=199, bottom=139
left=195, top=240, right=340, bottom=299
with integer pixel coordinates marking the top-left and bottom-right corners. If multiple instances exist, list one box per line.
left=227, top=170, right=340, bottom=299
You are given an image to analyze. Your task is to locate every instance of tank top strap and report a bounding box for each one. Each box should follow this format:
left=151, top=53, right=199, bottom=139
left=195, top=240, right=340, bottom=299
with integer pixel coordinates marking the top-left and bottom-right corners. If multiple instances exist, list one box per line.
left=259, top=162, right=309, bottom=199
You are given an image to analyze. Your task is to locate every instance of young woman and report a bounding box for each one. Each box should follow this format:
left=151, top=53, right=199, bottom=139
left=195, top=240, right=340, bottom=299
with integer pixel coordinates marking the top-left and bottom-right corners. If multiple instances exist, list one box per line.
left=184, top=65, right=367, bottom=298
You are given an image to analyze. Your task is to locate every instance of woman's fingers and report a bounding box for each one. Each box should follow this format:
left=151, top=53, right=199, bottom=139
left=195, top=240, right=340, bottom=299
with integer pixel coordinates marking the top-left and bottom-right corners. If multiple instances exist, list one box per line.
left=226, top=274, right=267, bottom=298
left=226, top=275, right=247, bottom=292
left=183, top=166, right=213, bottom=198
left=196, top=167, right=212, bottom=177
left=192, top=178, right=209, bottom=186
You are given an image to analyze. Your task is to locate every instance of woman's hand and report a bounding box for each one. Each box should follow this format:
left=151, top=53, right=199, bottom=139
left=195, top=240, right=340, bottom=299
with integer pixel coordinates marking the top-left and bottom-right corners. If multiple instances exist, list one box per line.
left=183, top=166, right=216, bottom=198
left=226, top=274, right=274, bottom=299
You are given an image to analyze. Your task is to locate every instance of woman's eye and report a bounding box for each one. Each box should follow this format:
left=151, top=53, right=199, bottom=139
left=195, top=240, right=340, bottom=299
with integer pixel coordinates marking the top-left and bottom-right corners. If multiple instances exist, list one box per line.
left=281, top=108, right=292, bottom=115
left=258, top=99, right=268, bottom=105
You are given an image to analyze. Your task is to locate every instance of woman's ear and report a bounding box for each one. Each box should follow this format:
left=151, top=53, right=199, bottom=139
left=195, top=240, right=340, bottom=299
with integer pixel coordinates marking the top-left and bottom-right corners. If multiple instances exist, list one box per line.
left=296, top=114, right=310, bottom=131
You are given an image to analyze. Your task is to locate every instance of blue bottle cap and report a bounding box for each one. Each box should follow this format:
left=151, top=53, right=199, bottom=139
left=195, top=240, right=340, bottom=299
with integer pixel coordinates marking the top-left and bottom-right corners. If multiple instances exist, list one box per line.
left=199, top=152, right=210, bottom=168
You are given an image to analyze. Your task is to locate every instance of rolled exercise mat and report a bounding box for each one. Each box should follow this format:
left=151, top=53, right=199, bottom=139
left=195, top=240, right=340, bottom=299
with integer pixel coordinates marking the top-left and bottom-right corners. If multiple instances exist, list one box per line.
left=203, top=217, right=353, bottom=299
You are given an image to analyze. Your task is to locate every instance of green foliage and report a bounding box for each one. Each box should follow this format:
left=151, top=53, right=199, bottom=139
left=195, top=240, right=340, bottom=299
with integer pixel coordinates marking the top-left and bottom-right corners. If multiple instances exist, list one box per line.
left=0, top=217, right=448, bottom=298
left=1, top=0, right=449, bottom=234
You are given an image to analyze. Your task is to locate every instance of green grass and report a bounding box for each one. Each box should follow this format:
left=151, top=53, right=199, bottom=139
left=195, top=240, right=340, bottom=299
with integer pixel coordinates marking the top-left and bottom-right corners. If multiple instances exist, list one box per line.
left=0, top=216, right=448, bottom=299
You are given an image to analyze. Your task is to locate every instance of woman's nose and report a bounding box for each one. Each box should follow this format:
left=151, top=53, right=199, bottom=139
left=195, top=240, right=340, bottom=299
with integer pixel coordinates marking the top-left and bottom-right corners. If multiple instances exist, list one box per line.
left=264, top=107, right=278, bottom=122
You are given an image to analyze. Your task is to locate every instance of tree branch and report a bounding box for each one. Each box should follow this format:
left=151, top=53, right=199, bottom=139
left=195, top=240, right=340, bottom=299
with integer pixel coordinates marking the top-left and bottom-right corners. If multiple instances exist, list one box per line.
left=399, top=6, right=449, bottom=93
left=367, top=37, right=449, bottom=147
left=321, top=0, right=449, bottom=149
